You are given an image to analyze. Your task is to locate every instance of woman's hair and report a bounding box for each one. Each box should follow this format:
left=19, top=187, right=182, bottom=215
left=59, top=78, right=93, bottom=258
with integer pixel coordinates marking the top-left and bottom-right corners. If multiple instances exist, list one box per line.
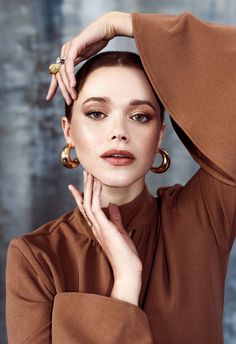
left=65, top=51, right=165, bottom=123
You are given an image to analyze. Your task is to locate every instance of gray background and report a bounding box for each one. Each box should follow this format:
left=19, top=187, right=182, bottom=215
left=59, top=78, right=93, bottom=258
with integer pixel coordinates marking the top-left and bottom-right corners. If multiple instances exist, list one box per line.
left=1, top=0, right=235, bottom=343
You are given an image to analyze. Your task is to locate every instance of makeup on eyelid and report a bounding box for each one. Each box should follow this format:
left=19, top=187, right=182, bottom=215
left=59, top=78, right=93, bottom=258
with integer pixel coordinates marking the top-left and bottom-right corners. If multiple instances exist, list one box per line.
left=62, top=65, right=164, bottom=193
left=83, top=111, right=152, bottom=122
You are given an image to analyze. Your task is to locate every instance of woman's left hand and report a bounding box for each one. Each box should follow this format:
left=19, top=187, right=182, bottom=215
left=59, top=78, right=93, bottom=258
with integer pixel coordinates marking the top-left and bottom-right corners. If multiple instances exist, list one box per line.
left=46, top=11, right=133, bottom=104
left=68, top=170, right=142, bottom=282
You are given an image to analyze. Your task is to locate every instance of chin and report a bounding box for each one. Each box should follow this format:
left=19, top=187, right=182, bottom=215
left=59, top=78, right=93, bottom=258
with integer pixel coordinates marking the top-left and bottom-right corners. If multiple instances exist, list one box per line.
left=98, top=172, right=144, bottom=189
left=82, top=163, right=146, bottom=187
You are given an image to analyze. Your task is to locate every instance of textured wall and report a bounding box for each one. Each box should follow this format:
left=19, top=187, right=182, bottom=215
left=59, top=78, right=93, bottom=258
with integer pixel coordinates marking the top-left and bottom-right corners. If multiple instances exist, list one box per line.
left=1, top=0, right=235, bottom=343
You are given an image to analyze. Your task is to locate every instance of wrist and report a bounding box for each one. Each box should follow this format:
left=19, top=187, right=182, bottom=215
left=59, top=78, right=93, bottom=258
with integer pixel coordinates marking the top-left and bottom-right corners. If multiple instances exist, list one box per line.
left=110, top=275, right=142, bottom=306
left=107, top=12, right=133, bottom=38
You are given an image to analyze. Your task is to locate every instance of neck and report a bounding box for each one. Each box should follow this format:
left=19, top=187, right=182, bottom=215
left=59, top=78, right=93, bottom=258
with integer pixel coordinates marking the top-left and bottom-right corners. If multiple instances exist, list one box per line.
left=100, top=178, right=146, bottom=208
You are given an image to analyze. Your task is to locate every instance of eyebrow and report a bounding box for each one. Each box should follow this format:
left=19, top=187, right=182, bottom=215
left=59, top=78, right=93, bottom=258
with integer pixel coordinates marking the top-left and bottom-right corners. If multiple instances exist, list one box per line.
left=81, top=97, right=157, bottom=111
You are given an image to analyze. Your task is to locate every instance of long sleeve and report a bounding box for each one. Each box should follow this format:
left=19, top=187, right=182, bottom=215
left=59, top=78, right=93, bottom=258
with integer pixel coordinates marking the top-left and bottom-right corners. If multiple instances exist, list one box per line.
left=6, top=239, right=53, bottom=343
left=132, top=11, right=236, bottom=185
left=6, top=238, right=153, bottom=344
left=52, top=293, right=153, bottom=344
left=132, top=11, right=236, bottom=250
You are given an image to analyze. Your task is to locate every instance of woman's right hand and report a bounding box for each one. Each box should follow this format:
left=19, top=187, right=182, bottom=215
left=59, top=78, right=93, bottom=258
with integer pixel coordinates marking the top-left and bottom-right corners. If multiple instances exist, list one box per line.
left=46, top=11, right=133, bottom=104
left=68, top=170, right=142, bottom=306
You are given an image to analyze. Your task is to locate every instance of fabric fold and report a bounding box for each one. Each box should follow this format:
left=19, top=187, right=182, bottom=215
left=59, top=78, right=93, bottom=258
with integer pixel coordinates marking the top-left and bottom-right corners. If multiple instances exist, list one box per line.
left=132, top=11, right=236, bottom=185
left=52, top=292, right=153, bottom=344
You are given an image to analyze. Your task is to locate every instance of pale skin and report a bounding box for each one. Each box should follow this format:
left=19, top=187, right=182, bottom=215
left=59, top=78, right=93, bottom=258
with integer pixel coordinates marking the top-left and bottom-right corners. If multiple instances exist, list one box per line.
left=48, top=12, right=166, bottom=306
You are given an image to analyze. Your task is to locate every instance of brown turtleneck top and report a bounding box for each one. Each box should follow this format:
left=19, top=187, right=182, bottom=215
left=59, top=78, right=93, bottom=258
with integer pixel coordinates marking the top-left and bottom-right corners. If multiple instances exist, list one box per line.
left=6, top=11, right=236, bottom=344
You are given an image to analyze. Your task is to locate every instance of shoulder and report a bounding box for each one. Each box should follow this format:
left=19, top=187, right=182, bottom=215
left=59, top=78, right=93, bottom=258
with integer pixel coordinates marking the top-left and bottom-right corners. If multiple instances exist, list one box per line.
left=155, top=181, right=201, bottom=221
left=156, top=183, right=184, bottom=207
left=8, top=207, right=93, bottom=259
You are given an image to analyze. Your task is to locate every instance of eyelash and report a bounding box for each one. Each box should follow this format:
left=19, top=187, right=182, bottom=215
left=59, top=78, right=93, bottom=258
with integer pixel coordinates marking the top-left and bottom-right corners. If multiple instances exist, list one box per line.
left=84, top=111, right=151, bottom=123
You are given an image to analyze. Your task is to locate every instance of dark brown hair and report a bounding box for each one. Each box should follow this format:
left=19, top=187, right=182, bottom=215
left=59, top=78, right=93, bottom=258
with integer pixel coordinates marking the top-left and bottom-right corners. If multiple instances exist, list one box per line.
left=65, top=51, right=165, bottom=122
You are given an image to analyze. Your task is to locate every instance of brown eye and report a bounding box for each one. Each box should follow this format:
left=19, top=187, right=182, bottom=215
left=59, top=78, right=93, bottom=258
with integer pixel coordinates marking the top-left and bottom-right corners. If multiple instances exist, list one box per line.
left=84, top=111, right=106, bottom=120
left=131, top=113, right=151, bottom=122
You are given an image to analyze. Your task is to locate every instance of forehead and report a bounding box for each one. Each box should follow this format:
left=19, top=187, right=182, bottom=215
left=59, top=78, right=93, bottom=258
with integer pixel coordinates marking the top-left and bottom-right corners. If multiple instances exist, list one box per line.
left=78, top=66, right=158, bottom=103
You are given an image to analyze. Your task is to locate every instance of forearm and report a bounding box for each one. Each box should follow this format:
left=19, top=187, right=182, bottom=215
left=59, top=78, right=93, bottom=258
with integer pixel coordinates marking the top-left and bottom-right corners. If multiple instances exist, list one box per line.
left=111, top=274, right=142, bottom=306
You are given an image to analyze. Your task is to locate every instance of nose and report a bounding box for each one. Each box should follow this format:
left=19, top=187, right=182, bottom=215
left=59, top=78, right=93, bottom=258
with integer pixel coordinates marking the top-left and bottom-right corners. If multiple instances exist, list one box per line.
left=108, top=119, right=130, bottom=142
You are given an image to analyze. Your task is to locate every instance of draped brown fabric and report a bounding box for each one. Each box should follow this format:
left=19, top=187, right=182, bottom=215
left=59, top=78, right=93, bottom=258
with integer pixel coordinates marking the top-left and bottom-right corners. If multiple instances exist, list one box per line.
left=133, top=11, right=236, bottom=185
left=6, top=11, right=236, bottom=344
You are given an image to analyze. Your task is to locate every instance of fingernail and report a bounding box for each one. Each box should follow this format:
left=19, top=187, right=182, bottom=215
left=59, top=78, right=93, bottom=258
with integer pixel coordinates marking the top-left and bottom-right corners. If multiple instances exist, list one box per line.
left=68, top=185, right=72, bottom=191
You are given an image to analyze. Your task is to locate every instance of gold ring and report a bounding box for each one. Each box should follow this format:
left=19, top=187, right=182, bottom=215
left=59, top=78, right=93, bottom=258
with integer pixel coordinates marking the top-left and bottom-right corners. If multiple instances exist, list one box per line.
left=56, top=57, right=66, bottom=64
left=48, top=63, right=61, bottom=75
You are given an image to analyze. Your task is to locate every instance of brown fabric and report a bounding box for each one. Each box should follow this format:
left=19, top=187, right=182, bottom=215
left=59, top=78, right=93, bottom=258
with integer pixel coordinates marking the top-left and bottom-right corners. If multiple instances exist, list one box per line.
left=132, top=11, right=236, bottom=185
left=6, top=11, right=236, bottom=344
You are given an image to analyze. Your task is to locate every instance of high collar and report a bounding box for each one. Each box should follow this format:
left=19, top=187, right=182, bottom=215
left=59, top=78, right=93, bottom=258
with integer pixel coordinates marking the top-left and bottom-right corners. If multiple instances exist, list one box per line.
left=101, top=184, right=156, bottom=234
left=73, top=184, right=158, bottom=240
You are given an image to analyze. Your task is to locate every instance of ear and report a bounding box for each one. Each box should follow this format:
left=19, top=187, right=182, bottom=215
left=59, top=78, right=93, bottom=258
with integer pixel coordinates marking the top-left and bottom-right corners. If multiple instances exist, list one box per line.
left=156, top=122, right=167, bottom=153
left=61, top=116, right=74, bottom=145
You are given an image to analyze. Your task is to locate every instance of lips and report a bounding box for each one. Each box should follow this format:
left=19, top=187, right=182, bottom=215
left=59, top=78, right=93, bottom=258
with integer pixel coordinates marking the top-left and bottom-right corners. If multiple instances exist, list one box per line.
left=101, top=149, right=135, bottom=159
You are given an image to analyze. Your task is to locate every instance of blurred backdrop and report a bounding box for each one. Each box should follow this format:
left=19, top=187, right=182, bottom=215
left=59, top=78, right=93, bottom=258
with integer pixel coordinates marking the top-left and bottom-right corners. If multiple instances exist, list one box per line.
left=1, top=0, right=235, bottom=343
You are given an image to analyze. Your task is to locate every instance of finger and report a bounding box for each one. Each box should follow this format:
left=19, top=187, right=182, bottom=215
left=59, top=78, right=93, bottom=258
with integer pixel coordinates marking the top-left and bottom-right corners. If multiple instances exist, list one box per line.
left=56, top=72, right=72, bottom=105
left=74, top=56, right=84, bottom=65
left=68, top=184, right=84, bottom=209
left=46, top=75, right=58, bottom=100
left=83, top=176, right=103, bottom=244
left=83, top=172, right=100, bottom=230
left=68, top=184, right=94, bottom=227
left=60, top=43, right=67, bottom=61
left=68, top=184, right=91, bottom=223
left=59, top=43, right=71, bottom=93
left=92, top=179, right=113, bottom=232
left=65, top=40, right=79, bottom=87
left=108, top=203, right=127, bottom=235
left=83, top=172, right=96, bottom=223
left=60, top=43, right=77, bottom=100
left=91, top=179, right=112, bottom=244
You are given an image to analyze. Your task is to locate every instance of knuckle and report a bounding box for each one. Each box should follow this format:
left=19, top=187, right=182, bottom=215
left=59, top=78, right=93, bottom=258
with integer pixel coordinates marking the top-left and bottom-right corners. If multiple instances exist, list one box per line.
left=62, top=42, right=68, bottom=50
left=112, top=213, right=121, bottom=222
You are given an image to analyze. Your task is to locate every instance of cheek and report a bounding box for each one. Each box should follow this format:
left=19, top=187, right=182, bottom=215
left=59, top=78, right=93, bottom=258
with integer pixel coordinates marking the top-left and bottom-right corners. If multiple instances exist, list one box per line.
left=140, top=126, right=160, bottom=155
left=70, top=123, right=100, bottom=157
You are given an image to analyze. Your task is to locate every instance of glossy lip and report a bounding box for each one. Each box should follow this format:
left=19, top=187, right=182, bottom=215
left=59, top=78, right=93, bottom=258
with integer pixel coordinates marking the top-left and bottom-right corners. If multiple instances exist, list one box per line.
left=102, top=157, right=135, bottom=166
left=100, top=149, right=135, bottom=159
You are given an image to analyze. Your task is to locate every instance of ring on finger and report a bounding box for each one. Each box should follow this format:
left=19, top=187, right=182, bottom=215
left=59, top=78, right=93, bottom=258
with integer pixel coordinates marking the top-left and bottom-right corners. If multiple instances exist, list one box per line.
left=56, top=57, right=66, bottom=64
left=49, top=63, right=61, bottom=75
left=48, top=57, right=66, bottom=75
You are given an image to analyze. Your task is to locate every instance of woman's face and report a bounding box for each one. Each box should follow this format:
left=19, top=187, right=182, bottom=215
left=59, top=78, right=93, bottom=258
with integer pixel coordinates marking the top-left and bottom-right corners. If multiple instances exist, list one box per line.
left=62, top=65, right=165, bottom=187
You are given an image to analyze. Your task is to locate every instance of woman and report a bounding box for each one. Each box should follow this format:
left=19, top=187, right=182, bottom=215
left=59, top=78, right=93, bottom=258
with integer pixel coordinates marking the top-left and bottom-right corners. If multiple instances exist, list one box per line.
left=6, top=11, right=236, bottom=344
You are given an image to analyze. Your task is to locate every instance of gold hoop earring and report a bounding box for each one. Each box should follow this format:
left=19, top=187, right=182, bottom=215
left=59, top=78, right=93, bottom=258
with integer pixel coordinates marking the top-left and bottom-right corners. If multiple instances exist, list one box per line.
left=60, top=143, right=80, bottom=169
left=150, top=148, right=170, bottom=174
